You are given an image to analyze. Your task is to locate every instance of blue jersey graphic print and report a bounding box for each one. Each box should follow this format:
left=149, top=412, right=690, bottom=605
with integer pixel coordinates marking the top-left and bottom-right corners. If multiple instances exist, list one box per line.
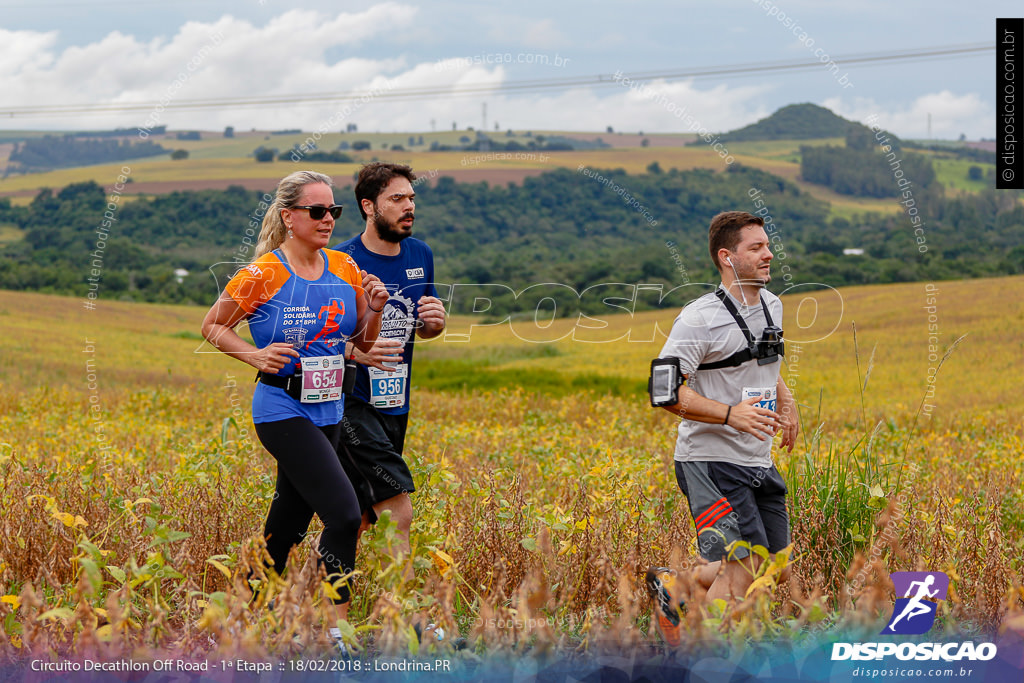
left=333, top=235, right=438, bottom=415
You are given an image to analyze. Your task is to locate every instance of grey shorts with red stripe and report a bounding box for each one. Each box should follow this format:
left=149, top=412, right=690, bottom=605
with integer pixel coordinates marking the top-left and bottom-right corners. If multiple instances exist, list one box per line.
left=674, top=460, right=790, bottom=562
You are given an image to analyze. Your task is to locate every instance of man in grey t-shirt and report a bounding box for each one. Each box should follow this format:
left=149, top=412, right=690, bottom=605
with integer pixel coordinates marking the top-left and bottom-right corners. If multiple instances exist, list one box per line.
left=649, top=211, right=799, bottom=632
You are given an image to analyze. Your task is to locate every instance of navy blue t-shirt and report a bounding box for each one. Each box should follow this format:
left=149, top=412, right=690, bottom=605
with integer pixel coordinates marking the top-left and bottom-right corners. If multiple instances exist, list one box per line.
left=332, top=235, right=438, bottom=415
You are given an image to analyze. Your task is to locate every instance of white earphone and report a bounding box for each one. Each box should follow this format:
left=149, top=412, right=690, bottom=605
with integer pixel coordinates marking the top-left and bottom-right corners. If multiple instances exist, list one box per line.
left=725, top=255, right=747, bottom=304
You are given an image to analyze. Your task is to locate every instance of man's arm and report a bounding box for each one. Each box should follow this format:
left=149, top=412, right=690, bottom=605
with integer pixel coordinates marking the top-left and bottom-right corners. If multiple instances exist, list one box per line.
left=417, top=250, right=445, bottom=339
left=655, top=306, right=778, bottom=440
left=775, top=375, right=800, bottom=452
left=416, top=295, right=446, bottom=339
left=346, top=339, right=403, bottom=372
left=660, top=380, right=780, bottom=441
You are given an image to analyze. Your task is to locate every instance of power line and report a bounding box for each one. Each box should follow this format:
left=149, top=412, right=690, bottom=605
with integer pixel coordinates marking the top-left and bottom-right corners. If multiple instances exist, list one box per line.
left=1, top=42, right=994, bottom=119
left=0, top=0, right=207, bottom=7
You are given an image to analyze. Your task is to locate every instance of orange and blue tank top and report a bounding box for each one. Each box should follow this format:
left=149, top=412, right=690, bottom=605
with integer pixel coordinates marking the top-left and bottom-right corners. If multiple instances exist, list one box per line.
left=225, top=248, right=363, bottom=425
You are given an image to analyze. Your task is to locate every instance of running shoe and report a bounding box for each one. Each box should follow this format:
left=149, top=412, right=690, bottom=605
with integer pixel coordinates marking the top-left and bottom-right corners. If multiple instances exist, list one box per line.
left=413, top=622, right=467, bottom=650
left=413, top=622, right=444, bottom=644
left=328, top=627, right=352, bottom=661
left=646, top=566, right=685, bottom=647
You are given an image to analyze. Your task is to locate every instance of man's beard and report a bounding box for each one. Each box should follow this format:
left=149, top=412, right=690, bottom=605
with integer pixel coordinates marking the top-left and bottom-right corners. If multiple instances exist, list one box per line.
left=374, top=211, right=414, bottom=243
left=730, top=257, right=769, bottom=289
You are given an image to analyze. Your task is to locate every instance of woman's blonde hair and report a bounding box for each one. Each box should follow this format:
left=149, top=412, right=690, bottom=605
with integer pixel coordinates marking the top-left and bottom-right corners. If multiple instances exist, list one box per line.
left=254, top=170, right=334, bottom=258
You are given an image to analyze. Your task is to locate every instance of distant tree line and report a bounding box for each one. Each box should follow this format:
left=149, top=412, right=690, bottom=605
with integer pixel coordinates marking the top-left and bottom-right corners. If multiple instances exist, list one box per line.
left=463, top=138, right=574, bottom=152
left=801, top=128, right=936, bottom=198
left=904, top=142, right=997, bottom=164
left=251, top=133, right=602, bottom=160
left=800, top=145, right=937, bottom=197
left=277, top=147, right=355, bottom=163
left=9, top=136, right=168, bottom=172
left=1, top=167, right=1021, bottom=309
left=69, top=126, right=166, bottom=138
left=428, top=135, right=588, bottom=153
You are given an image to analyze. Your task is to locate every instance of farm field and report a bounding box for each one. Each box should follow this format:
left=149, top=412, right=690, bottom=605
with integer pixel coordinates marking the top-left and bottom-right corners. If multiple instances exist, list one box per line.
left=932, top=156, right=994, bottom=194
left=0, top=276, right=1022, bottom=663
left=0, top=147, right=707, bottom=201
left=0, top=130, right=937, bottom=220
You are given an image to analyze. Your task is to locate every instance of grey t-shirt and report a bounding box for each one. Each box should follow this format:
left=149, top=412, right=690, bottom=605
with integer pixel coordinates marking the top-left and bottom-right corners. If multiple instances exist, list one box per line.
left=659, top=286, right=783, bottom=468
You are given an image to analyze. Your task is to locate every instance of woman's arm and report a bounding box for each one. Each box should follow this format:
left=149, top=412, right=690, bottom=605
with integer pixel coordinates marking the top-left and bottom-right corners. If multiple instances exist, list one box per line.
left=200, top=292, right=299, bottom=373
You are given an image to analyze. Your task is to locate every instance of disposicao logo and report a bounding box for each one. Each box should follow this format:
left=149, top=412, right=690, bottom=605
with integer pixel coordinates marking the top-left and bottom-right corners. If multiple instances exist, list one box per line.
left=883, top=571, right=948, bottom=635
left=831, top=570, right=997, bottom=663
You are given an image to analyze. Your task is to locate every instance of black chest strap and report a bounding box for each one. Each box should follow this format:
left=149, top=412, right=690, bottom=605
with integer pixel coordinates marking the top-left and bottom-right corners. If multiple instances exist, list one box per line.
left=697, top=288, right=775, bottom=371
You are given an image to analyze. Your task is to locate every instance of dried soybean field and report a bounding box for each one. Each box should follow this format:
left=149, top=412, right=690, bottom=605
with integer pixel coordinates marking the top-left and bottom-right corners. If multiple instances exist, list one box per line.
left=0, top=276, right=1022, bottom=662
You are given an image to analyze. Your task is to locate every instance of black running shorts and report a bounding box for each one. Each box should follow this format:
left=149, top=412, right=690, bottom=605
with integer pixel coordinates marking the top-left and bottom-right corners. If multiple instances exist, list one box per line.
left=339, top=396, right=416, bottom=513
left=674, top=460, right=790, bottom=562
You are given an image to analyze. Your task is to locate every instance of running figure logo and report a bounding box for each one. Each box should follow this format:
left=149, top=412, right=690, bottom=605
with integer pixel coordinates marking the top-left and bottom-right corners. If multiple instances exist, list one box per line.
left=308, top=300, right=346, bottom=347
left=883, top=571, right=949, bottom=635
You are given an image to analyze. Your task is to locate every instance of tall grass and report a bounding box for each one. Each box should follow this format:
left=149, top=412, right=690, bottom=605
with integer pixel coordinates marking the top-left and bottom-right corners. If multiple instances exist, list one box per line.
left=1, top=288, right=1022, bottom=661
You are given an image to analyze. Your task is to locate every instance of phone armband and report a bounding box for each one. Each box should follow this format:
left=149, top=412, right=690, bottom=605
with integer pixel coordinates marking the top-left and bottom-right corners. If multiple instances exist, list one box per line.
left=649, top=357, right=685, bottom=407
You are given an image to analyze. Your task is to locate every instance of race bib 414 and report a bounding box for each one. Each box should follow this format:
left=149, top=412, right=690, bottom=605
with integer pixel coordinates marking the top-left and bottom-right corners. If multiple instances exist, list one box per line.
left=742, top=386, right=776, bottom=412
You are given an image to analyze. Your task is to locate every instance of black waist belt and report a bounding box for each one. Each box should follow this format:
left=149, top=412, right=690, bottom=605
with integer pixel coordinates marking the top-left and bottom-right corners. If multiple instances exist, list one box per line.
left=256, top=370, right=302, bottom=400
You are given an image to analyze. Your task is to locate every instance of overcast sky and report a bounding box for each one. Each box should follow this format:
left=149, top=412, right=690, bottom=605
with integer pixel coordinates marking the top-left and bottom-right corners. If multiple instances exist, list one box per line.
left=0, top=0, right=1013, bottom=139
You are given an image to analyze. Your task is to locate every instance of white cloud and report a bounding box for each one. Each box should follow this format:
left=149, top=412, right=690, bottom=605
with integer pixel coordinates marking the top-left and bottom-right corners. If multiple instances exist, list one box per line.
left=522, top=19, right=568, bottom=50
left=593, top=78, right=773, bottom=134
left=0, top=8, right=779, bottom=136
left=823, top=91, right=991, bottom=139
left=316, top=74, right=772, bottom=136
left=479, top=15, right=570, bottom=51
left=0, top=27, right=59, bottom=74
left=0, top=1, right=1013, bottom=142
left=1, top=5, right=420, bottom=131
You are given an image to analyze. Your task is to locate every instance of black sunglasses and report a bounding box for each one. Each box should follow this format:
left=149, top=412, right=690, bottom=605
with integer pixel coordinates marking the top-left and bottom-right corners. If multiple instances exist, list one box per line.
left=293, top=204, right=343, bottom=220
